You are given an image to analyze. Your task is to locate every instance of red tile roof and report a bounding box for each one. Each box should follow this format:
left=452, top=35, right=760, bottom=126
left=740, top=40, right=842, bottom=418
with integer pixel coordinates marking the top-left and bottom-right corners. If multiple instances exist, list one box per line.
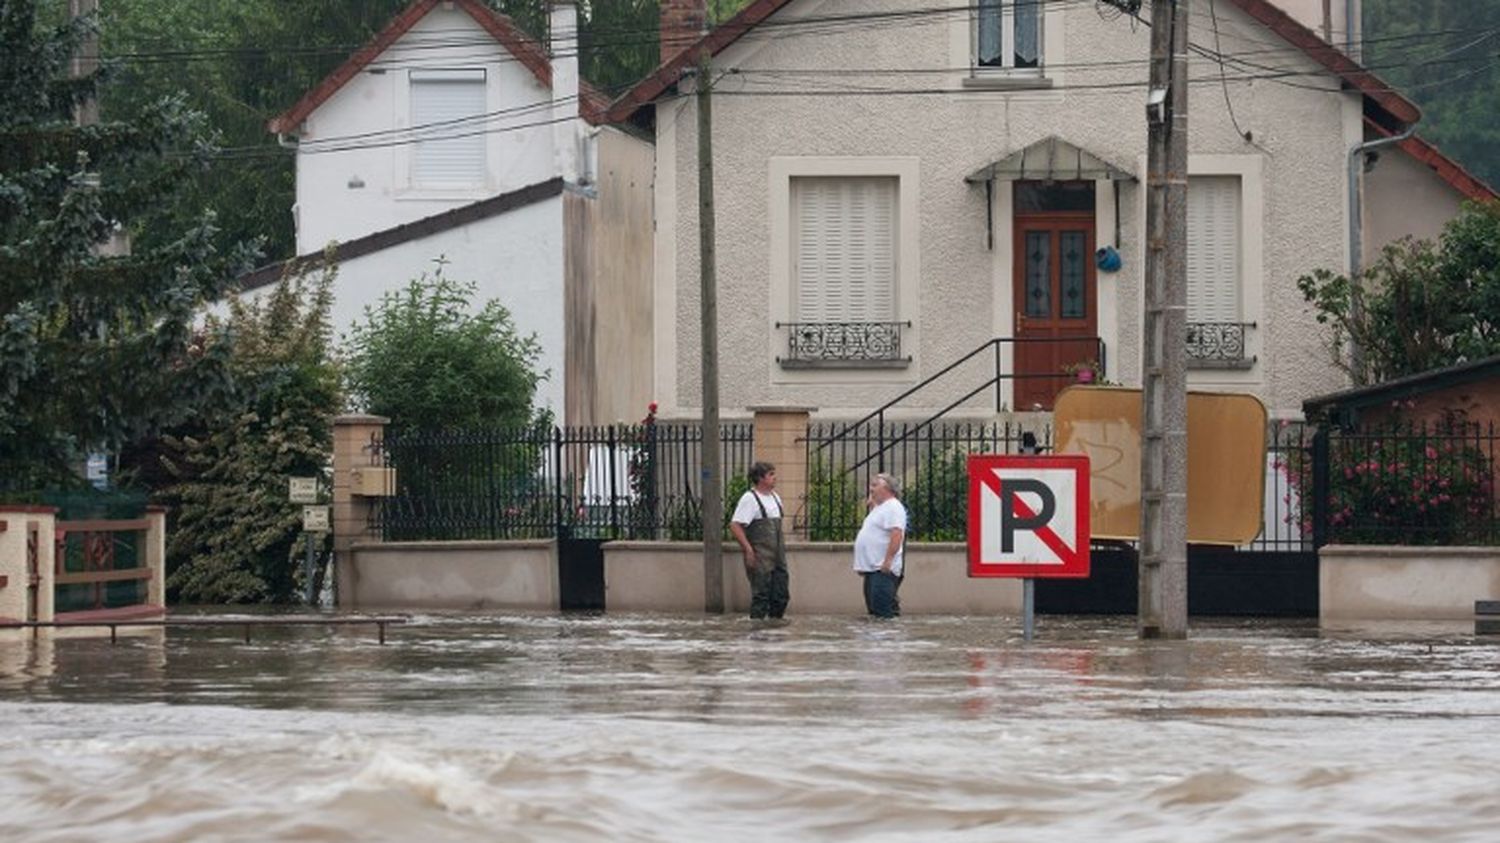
left=604, top=0, right=1423, bottom=126
left=268, top=0, right=603, bottom=134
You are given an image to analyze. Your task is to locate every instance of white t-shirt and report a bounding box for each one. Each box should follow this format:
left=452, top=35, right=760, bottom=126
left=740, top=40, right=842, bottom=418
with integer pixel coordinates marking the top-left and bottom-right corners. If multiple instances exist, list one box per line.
left=853, top=498, right=907, bottom=576
left=731, top=490, right=784, bottom=525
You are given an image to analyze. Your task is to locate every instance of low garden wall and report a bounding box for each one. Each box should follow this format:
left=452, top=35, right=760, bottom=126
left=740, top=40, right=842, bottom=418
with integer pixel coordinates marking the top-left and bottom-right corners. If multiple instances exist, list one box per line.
left=1320, top=545, right=1500, bottom=621
left=347, top=540, right=559, bottom=610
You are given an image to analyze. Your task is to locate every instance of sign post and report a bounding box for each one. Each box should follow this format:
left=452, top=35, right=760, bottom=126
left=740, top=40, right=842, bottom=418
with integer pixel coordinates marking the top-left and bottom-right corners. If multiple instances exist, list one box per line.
left=291, top=478, right=326, bottom=605
left=968, top=454, right=1091, bottom=641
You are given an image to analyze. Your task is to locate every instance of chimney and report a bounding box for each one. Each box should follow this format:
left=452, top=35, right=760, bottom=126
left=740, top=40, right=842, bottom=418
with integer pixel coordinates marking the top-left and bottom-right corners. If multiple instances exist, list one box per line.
left=660, top=0, right=707, bottom=66
left=550, top=1, right=580, bottom=184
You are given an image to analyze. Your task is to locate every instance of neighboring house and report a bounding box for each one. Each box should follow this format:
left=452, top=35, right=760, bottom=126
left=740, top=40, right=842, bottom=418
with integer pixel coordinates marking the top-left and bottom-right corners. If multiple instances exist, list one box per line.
left=244, top=0, right=654, bottom=427
left=609, top=0, right=1495, bottom=420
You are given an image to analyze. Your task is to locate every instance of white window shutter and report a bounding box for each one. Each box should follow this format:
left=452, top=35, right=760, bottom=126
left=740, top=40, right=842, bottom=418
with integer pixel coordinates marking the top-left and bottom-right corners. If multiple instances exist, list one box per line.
left=411, top=69, right=486, bottom=186
left=792, top=177, right=898, bottom=323
left=1187, top=176, right=1242, bottom=323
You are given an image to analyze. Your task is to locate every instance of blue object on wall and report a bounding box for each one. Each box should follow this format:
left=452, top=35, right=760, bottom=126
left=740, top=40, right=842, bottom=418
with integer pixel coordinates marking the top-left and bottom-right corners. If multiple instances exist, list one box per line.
left=1095, top=245, right=1122, bottom=273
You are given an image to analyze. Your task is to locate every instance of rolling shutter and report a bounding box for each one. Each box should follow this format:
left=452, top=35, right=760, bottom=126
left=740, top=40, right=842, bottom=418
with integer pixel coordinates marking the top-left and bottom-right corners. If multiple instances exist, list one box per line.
left=1187, top=175, right=1242, bottom=323
left=792, top=176, right=898, bottom=323
left=411, top=69, right=486, bottom=186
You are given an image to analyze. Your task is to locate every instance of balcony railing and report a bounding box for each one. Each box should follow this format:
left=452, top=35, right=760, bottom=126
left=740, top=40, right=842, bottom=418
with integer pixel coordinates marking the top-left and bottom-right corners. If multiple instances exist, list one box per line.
left=776, top=321, right=912, bottom=368
left=1186, top=321, right=1255, bottom=368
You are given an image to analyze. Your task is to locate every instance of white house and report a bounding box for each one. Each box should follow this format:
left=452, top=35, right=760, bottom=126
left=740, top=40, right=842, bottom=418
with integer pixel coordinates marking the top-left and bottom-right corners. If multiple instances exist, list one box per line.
left=246, top=0, right=654, bottom=427
left=608, top=0, right=1494, bottom=421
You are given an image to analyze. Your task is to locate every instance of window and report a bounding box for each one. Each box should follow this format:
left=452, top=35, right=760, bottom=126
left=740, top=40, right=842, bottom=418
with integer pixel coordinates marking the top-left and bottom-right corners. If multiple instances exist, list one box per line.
left=410, top=69, right=486, bottom=187
left=976, top=0, right=1043, bottom=72
left=1187, top=175, right=1241, bottom=323
left=791, top=176, right=898, bottom=324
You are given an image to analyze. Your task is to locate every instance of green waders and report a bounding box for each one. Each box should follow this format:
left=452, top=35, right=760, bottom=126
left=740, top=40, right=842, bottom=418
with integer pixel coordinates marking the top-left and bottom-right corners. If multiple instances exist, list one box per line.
left=744, top=492, right=789, bottom=619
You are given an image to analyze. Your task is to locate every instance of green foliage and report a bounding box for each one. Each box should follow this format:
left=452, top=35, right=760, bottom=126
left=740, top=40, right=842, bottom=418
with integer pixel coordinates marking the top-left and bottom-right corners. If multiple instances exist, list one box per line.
left=1298, top=202, right=1500, bottom=385
left=159, top=259, right=342, bottom=602
left=905, top=447, right=969, bottom=542
left=344, top=263, right=547, bottom=431
left=1366, top=1, right=1500, bottom=191
left=805, top=453, right=863, bottom=542
left=1, top=0, right=253, bottom=490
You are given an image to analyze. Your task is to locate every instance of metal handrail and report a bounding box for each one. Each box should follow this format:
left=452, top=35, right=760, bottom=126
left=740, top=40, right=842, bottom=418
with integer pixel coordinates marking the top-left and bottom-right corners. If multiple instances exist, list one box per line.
left=0, top=616, right=410, bottom=645
left=818, top=335, right=1105, bottom=450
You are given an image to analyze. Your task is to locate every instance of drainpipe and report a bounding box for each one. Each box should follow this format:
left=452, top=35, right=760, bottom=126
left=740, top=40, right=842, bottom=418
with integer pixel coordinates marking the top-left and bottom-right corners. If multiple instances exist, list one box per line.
left=1346, top=119, right=1418, bottom=383
left=276, top=132, right=298, bottom=150
left=1344, top=0, right=1357, bottom=59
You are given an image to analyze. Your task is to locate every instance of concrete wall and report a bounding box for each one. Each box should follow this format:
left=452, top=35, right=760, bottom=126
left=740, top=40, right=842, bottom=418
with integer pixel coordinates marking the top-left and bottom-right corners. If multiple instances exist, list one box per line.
left=1321, top=545, right=1500, bottom=620
left=654, top=0, right=1371, bottom=420
left=314, top=195, right=566, bottom=417
left=1363, top=139, right=1468, bottom=264
left=605, top=541, right=1024, bottom=615
left=293, top=6, right=560, bottom=252
left=348, top=540, right=560, bottom=610
left=564, top=127, right=657, bottom=427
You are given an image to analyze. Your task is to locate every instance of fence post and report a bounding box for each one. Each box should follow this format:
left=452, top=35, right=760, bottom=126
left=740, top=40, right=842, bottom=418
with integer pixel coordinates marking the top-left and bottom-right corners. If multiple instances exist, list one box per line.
left=750, top=406, right=816, bottom=540
left=0, top=506, right=57, bottom=624
left=1310, top=425, right=1331, bottom=548
left=332, top=414, right=390, bottom=608
left=144, top=506, right=166, bottom=612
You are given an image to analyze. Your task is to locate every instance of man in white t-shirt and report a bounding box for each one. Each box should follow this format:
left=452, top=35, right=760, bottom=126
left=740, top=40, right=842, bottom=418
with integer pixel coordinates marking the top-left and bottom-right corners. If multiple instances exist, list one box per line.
left=853, top=472, right=906, bottom=618
left=729, top=461, right=788, bottom=619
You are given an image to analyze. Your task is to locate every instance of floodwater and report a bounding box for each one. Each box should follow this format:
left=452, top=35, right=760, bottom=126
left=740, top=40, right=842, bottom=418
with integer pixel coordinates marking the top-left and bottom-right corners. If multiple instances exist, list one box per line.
left=3, top=612, right=1500, bottom=842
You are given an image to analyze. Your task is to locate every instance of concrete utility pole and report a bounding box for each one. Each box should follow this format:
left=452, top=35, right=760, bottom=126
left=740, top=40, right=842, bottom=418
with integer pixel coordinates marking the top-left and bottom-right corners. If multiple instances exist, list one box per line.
left=69, top=0, right=100, bottom=126
left=696, top=50, right=725, bottom=614
left=1139, top=0, right=1190, bottom=639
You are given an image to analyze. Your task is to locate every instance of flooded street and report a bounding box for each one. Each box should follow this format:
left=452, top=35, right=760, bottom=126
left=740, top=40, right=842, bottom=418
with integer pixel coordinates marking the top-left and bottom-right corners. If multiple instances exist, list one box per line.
left=3, top=613, right=1500, bottom=841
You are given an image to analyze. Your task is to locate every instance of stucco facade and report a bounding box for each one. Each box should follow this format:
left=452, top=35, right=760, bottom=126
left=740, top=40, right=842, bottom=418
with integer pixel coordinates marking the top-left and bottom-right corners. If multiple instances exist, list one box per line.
left=643, top=0, right=1443, bottom=421
left=289, top=5, right=561, bottom=254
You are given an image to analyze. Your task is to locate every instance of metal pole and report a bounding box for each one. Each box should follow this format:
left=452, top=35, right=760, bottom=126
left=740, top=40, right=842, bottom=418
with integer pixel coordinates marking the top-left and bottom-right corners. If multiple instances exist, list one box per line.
left=1022, top=579, right=1035, bottom=642
left=1139, top=0, right=1190, bottom=639
left=69, top=0, right=100, bottom=126
left=304, top=533, right=316, bottom=605
left=696, top=50, right=725, bottom=613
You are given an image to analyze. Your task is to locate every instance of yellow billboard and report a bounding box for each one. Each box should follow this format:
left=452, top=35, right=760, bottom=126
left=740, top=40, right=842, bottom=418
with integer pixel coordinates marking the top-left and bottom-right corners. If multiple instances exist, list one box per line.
left=1053, top=386, right=1268, bottom=545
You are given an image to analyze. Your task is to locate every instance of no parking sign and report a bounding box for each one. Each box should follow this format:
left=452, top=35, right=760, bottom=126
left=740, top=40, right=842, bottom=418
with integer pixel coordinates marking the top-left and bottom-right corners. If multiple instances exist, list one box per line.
left=967, top=454, right=1091, bottom=579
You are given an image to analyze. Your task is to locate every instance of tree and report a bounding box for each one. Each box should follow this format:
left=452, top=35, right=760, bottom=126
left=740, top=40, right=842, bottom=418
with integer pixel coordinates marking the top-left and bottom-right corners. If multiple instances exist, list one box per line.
left=0, top=0, right=251, bottom=490
left=160, top=258, right=342, bottom=603
left=344, top=264, right=547, bottom=430
left=1366, top=1, right=1500, bottom=190
left=1298, top=201, right=1500, bottom=384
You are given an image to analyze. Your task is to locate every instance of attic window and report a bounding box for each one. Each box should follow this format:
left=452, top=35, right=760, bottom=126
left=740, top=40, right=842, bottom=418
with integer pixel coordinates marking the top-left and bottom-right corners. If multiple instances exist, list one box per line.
left=410, top=69, right=486, bottom=187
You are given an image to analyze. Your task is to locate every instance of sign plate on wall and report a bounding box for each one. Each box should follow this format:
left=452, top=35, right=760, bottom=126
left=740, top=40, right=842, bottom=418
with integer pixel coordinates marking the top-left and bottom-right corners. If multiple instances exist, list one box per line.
left=968, top=454, right=1091, bottom=579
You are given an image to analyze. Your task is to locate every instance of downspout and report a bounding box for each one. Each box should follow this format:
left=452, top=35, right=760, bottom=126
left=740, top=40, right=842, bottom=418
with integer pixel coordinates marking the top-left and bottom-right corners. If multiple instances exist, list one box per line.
left=1344, top=0, right=1357, bottom=59
left=276, top=131, right=298, bottom=150
left=1346, top=118, right=1418, bottom=382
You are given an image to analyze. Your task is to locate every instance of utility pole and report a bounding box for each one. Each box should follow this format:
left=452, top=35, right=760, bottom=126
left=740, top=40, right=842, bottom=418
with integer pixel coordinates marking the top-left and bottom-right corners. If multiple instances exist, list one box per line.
left=696, top=50, right=725, bottom=614
left=69, top=0, right=100, bottom=126
left=1139, top=0, right=1190, bottom=639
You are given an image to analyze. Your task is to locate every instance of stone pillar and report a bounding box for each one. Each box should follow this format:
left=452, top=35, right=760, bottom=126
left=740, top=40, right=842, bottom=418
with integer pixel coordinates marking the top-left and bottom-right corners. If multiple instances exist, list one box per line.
left=332, top=414, right=391, bottom=607
left=0, top=506, right=57, bottom=624
left=145, top=506, right=167, bottom=611
left=749, top=406, right=815, bottom=539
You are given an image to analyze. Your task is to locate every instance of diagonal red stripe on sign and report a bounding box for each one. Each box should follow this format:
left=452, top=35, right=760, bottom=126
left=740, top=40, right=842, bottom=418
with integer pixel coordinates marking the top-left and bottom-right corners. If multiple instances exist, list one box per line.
left=977, top=471, right=1075, bottom=564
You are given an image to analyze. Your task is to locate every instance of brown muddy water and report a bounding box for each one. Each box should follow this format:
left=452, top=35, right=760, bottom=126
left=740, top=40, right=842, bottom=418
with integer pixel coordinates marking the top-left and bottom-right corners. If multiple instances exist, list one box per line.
left=2, top=612, right=1500, bottom=842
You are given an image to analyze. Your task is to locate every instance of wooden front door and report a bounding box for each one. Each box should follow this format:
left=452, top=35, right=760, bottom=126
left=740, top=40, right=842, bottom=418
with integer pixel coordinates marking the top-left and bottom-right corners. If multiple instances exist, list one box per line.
left=1013, top=213, right=1097, bottom=410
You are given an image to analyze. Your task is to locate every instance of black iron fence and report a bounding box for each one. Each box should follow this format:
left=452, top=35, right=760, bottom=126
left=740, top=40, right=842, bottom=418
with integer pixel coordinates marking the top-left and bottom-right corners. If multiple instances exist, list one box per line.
left=374, top=422, right=756, bottom=541
left=1305, top=419, right=1499, bottom=547
left=803, top=420, right=1052, bottom=542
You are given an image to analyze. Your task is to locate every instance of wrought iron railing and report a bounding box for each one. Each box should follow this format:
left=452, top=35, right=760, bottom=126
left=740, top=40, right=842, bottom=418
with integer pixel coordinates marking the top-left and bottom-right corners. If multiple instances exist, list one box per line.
left=374, top=422, right=756, bottom=541
left=776, top=321, right=911, bottom=365
left=1186, top=321, right=1254, bottom=365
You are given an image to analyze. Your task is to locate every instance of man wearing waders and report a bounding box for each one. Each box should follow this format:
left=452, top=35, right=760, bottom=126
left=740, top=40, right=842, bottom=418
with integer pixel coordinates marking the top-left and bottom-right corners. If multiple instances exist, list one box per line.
left=729, top=461, right=789, bottom=619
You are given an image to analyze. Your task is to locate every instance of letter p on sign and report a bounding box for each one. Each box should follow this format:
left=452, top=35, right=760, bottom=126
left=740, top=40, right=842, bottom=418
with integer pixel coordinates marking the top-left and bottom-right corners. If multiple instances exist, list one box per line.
left=968, top=454, right=1091, bottom=578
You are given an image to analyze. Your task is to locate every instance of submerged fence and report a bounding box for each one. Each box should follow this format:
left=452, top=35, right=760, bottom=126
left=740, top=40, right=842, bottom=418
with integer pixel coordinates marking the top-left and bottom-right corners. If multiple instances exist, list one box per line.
left=374, top=422, right=755, bottom=541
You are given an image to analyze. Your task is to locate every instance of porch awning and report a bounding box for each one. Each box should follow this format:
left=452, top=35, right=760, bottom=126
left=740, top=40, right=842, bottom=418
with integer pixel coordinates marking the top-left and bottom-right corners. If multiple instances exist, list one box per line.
left=965, top=135, right=1136, bottom=184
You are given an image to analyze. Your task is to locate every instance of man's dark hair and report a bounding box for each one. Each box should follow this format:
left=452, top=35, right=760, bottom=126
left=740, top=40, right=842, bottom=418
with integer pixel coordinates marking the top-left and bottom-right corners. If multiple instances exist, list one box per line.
left=748, top=461, right=776, bottom=485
